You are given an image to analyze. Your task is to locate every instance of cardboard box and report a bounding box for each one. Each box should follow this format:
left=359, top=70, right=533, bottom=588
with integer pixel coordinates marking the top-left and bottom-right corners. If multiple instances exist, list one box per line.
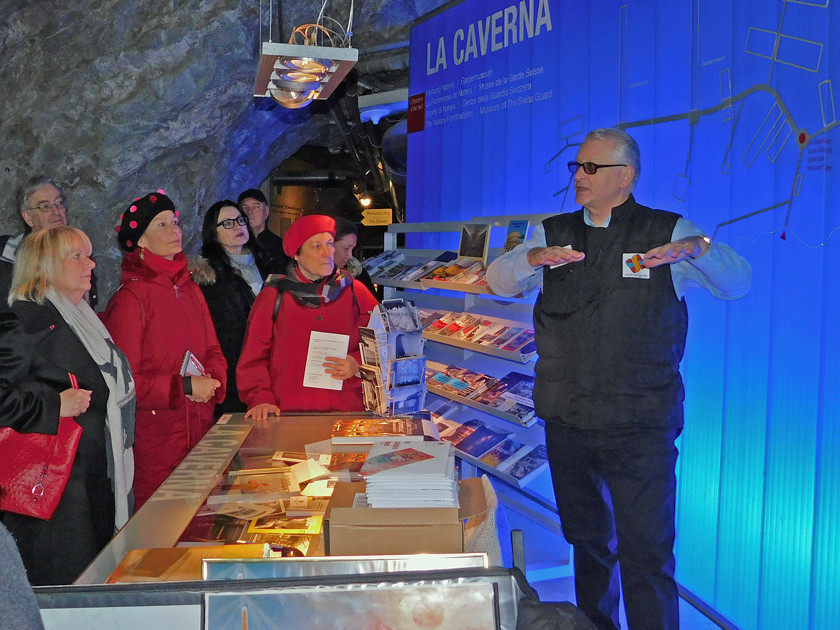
left=324, top=477, right=487, bottom=556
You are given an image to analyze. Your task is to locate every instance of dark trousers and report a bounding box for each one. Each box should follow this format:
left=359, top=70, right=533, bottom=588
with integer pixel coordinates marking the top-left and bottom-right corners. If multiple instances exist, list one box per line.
left=544, top=423, right=680, bottom=630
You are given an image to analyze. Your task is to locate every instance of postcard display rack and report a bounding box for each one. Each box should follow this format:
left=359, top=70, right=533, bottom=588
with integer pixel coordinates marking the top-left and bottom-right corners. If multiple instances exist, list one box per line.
left=366, top=217, right=561, bottom=526
left=359, top=298, right=428, bottom=416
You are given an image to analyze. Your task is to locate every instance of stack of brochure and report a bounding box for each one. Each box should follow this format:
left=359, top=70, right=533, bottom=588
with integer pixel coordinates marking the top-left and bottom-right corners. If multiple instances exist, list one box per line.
left=360, top=440, right=458, bottom=508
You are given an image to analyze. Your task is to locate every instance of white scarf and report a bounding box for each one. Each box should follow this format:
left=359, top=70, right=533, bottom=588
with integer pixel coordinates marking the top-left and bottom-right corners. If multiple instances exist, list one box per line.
left=46, top=288, right=136, bottom=530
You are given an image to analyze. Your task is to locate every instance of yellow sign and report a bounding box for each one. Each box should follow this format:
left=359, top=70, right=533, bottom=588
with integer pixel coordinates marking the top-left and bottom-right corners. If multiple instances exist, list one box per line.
left=361, top=208, right=393, bottom=226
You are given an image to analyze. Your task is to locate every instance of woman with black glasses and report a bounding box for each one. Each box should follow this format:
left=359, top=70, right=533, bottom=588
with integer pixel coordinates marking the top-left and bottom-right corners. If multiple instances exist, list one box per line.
left=191, top=200, right=279, bottom=415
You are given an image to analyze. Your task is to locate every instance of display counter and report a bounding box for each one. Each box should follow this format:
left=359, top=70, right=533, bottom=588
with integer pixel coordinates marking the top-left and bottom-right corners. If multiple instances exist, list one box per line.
left=76, top=412, right=360, bottom=585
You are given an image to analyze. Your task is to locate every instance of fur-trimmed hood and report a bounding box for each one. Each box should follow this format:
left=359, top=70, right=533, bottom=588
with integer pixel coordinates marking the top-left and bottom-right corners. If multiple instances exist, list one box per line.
left=187, top=255, right=217, bottom=286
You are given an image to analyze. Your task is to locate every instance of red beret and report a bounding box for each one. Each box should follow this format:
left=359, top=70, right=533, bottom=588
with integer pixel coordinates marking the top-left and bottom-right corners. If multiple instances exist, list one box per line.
left=283, top=214, right=337, bottom=257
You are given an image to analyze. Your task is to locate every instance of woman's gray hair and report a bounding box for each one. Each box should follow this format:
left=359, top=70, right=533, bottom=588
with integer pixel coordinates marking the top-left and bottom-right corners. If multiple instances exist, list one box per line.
left=584, top=128, right=641, bottom=189
left=16, top=176, right=65, bottom=216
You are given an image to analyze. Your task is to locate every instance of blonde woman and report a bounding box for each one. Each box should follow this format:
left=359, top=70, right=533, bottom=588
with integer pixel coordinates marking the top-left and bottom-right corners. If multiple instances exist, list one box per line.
left=0, top=227, right=135, bottom=585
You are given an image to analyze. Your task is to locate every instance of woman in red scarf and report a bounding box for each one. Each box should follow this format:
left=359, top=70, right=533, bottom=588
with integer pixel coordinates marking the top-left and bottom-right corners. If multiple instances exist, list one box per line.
left=237, top=215, right=378, bottom=420
left=102, top=192, right=226, bottom=510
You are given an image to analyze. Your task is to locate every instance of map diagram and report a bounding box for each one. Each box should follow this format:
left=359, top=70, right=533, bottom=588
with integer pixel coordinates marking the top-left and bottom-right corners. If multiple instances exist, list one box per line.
left=543, top=0, right=838, bottom=249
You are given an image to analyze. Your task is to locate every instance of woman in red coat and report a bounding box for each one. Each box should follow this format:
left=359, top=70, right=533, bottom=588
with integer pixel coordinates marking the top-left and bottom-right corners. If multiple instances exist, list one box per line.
left=102, top=191, right=226, bottom=510
left=237, top=215, right=379, bottom=420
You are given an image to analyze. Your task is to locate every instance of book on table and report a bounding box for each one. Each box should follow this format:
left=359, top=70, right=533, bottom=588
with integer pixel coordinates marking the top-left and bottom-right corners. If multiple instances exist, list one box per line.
left=246, top=515, right=324, bottom=536
left=205, top=471, right=300, bottom=505
left=362, top=440, right=458, bottom=508
left=360, top=440, right=452, bottom=477
left=285, top=496, right=331, bottom=517
left=330, top=416, right=439, bottom=447
left=427, top=366, right=495, bottom=398
left=238, top=532, right=317, bottom=555
left=416, top=308, right=448, bottom=330
left=431, top=414, right=462, bottom=440
left=471, top=372, right=536, bottom=424
left=474, top=324, right=510, bottom=346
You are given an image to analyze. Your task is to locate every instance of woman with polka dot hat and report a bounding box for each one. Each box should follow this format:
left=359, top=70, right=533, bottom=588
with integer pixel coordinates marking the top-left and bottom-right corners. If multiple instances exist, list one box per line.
left=102, top=191, right=227, bottom=510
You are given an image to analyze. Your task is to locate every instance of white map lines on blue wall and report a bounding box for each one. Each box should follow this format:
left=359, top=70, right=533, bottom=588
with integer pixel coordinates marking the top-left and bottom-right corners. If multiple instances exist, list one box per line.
left=548, top=1, right=838, bottom=249
left=618, top=0, right=837, bottom=246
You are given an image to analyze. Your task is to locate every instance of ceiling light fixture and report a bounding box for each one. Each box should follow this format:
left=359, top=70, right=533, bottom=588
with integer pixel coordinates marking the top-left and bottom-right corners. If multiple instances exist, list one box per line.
left=254, top=4, right=358, bottom=109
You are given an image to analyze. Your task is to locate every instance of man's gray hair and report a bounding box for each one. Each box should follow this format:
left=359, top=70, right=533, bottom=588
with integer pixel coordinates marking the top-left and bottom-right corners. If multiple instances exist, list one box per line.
left=584, top=128, right=641, bottom=189
left=16, top=176, right=65, bottom=216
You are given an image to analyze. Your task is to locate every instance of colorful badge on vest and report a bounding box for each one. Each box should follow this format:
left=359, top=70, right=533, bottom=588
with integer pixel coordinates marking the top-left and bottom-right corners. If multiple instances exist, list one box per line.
left=622, top=253, right=650, bottom=279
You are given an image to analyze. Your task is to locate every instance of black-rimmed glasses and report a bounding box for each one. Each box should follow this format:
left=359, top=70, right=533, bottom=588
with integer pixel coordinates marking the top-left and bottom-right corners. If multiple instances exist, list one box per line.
left=567, top=161, right=627, bottom=175
left=216, top=215, right=248, bottom=229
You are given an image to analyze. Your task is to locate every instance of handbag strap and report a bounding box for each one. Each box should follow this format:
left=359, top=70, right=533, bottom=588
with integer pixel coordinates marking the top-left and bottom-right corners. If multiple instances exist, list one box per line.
left=32, top=372, right=78, bottom=502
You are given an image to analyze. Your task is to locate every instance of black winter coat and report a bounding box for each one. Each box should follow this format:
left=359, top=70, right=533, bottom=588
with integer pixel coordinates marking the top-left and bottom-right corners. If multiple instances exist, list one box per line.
left=0, top=300, right=114, bottom=585
left=190, top=256, right=271, bottom=415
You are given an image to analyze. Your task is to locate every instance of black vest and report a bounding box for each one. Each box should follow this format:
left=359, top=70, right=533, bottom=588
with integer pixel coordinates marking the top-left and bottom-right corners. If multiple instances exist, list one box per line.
left=532, top=197, right=688, bottom=430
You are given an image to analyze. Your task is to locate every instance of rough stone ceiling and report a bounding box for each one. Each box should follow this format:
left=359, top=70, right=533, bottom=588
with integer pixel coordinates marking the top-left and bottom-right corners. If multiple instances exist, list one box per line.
left=0, top=0, right=447, bottom=300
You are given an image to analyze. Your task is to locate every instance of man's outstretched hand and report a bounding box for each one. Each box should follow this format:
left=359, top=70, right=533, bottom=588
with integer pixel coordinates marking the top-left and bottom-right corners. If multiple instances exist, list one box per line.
left=527, top=246, right=586, bottom=268
left=643, top=236, right=709, bottom=268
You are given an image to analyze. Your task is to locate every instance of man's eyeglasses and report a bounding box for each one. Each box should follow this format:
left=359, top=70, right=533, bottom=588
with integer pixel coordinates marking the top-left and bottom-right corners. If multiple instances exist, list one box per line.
left=29, top=200, right=66, bottom=214
left=567, top=161, right=627, bottom=175
left=216, top=216, right=249, bottom=229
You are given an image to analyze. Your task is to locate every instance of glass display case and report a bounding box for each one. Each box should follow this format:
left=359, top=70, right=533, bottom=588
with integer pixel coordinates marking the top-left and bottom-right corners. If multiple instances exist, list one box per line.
left=77, top=413, right=353, bottom=585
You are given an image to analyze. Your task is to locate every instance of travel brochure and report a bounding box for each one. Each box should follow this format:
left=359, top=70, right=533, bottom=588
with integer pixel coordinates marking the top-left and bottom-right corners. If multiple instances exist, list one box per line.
left=503, top=219, right=530, bottom=252
left=425, top=363, right=538, bottom=426
left=428, top=409, right=548, bottom=488
left=421, top=310, right=536, bottom=356
left=364, top=249, right=490, bottom=287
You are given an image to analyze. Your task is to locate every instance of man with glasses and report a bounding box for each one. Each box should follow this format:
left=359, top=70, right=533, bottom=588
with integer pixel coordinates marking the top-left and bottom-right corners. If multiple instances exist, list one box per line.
left=0, top=176, right=97, bottom=310
left=487, top=128, right=751, bottom=630
left=237, top=188, right=289, bottom=270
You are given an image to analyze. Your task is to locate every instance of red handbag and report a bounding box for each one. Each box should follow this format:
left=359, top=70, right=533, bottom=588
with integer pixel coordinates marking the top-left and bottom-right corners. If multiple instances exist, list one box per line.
left=0, top=373, right=83, bottom=520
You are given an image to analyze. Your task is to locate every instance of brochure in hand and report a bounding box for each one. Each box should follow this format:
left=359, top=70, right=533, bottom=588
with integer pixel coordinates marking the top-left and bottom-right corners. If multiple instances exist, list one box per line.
left=180, top=350, right=208, bottom=378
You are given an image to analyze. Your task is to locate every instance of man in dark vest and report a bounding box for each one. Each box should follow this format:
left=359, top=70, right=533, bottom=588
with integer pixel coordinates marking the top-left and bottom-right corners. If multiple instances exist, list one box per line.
left=1, top=176, right=98, bottom=311
left=487, top=128, right=752, bottom=630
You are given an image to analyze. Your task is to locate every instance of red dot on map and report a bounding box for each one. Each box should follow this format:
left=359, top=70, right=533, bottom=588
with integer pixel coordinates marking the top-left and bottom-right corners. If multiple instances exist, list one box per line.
left=799, top=133, right=806, bottom=144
